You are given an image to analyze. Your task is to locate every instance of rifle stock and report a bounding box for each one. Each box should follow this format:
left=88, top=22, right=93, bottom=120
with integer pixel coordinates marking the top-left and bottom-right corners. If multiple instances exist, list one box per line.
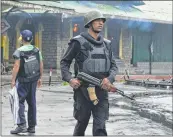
left=77, top=72, right=135, bottom=100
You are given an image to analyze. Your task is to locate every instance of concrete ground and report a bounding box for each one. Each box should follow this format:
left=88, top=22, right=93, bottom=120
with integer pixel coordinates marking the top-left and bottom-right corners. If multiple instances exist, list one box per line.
left=1, top=82, right=172, bottom=136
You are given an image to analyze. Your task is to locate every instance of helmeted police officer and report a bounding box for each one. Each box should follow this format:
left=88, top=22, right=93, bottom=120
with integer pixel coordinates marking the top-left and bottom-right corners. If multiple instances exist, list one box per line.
left=10, top=30, right=43, bottom=134
left=60, top=11, right=118, bottom=136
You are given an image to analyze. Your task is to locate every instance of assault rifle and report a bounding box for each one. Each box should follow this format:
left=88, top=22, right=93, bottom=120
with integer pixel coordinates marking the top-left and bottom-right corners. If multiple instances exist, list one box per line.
left=77, top=72, right=135, bottom=100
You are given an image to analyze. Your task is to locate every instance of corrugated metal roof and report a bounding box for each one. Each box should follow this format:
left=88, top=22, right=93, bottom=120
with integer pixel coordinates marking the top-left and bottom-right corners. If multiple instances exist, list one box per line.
left=2, top=1, right=172, bottom=24
left=1, top=0, right=75, bottom=14
left=23, top=1, right=71, bottom=10
left=2, top=8, right=47, bottom=14
left=61, top=1, right=172, bottom=24
left=134, top=1, right=172, bottom=23
left=61, top=1, right=142, bottom=16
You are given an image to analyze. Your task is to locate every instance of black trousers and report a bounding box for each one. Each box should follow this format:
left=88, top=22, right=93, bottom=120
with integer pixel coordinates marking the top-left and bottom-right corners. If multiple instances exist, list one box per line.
left=73, top=86, right=109, bottom=136
left=16, top=80, right=37, bottom=127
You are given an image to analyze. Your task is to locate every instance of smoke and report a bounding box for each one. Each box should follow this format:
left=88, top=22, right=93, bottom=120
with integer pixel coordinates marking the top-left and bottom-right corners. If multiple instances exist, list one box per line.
left=128, top=19, right=153, bottom=32
left=114, top=18, right=154, bottom=32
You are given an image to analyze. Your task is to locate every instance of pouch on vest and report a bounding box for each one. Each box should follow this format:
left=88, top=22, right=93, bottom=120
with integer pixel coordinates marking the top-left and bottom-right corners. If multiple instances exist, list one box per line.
left=82, top=43, right=111, bottom=74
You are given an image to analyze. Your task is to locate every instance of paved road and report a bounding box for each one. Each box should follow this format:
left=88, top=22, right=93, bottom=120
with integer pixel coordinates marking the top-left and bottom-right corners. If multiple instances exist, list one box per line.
left=1, top=84, right=172, bottom=136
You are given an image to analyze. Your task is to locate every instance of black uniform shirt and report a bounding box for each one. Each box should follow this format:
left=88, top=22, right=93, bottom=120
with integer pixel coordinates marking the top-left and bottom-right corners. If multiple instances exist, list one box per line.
left=60, top=41, right=81, bottom=82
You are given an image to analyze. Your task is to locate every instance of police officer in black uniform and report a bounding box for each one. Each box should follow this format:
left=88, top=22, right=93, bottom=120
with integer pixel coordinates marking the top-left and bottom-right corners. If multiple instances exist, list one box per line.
left=60, top=11, right=118, bottom=136
left=10, top=30, right=43, bottom=134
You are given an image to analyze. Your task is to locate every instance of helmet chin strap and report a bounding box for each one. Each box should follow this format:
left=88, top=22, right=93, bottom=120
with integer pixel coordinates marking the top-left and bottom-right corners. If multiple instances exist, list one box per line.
left=90, top=24, right=101, bottom=34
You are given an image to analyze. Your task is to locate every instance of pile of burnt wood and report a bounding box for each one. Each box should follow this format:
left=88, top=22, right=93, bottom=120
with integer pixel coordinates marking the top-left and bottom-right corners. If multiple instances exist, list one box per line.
left=123, top=72, right=173, bottom=89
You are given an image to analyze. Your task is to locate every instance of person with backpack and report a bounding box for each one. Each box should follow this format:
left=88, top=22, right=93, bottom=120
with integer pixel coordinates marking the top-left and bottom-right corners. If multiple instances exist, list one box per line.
left=60, top=11, right=118, bottom=136
left=10, top=29, right=43, bottom=134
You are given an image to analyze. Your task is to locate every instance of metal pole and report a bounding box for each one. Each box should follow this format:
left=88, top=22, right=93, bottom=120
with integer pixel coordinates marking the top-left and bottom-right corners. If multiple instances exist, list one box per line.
left=149, top=49, right=152, bottom=75
left=49, top=68, right=52, bottom=86
left=149, top=33, right=153, bottom=75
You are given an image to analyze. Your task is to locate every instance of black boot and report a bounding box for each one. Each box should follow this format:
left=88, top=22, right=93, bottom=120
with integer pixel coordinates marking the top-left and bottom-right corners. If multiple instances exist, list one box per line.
left=10, top=123, right=27, bottom=134
left=27, top=126, right=35, bottom=133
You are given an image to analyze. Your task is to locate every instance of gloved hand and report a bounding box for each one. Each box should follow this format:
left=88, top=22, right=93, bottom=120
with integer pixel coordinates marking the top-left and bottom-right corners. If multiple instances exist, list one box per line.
left=69, top=78, right=81, bottom=89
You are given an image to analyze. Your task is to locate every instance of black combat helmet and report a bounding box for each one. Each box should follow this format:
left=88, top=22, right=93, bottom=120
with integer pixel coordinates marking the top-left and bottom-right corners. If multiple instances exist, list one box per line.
left=84, top=10, right=106, bottom=28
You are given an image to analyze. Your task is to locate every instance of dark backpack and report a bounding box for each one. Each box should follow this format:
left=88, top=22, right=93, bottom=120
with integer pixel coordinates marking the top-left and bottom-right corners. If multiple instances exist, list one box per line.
left=18, top=47, right=40, bottom=82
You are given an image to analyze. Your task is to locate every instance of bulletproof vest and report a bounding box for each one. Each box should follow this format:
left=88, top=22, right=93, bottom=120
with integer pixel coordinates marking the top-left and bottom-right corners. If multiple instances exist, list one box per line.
left=71, top=35, right=111, bottom=77
left=17, top=47, right=40, bottom=83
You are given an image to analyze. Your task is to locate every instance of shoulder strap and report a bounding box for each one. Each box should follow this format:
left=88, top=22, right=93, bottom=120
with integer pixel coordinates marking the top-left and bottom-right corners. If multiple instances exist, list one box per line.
left=32, top=46, right=39, bottom=53
left=71, top=35, right=93, bottom=51
left=32, top=47, right=40, bottom=62
left=70, top=35, right=87, bottom=46
left=103, top=38, right=111, bottom=51
left=20, top=47, right=39, bottom=59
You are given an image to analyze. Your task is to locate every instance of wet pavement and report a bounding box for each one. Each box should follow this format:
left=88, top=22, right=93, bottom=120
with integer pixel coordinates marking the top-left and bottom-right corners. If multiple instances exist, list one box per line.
left=1, top=83, right=173, bottom=136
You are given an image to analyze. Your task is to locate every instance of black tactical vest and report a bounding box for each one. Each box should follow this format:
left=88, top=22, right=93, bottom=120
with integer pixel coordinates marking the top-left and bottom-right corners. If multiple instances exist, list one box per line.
left=17, top=47, right=40, bottom=83
left=71, top=35, right=111, bottom=79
